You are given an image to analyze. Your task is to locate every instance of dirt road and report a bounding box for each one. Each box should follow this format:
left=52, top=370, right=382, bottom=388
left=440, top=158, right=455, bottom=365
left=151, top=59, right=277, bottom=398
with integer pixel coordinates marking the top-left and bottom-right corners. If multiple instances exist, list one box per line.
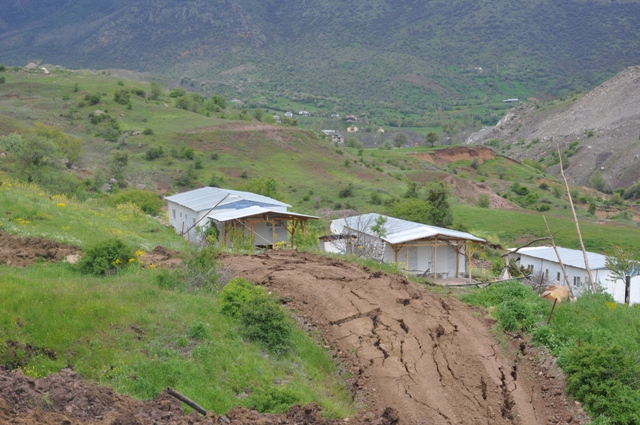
left=224, top=250, right=585, bottom=425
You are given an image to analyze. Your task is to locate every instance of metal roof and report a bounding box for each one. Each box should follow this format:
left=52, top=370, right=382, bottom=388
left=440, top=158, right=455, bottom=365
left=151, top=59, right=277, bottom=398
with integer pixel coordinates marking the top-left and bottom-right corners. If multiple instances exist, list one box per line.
left=165, top=187, right=290, bottom=212
left=332, top=213, right=485, bottom=244
left=509, top=246, right=608, bottom=270
left=208, top=206, right=318, bottom=222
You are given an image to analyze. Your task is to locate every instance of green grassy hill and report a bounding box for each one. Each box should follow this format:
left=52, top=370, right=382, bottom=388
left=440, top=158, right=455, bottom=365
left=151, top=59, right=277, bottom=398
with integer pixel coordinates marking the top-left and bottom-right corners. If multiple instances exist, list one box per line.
left=1, top=67, right=639, bottom=252
left=0, top=176, right=355, bottom=416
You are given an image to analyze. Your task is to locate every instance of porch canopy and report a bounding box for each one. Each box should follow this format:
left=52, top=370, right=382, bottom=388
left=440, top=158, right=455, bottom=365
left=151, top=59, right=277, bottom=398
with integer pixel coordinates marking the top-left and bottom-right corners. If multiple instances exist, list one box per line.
left=208, top=206, right=318, bottom=248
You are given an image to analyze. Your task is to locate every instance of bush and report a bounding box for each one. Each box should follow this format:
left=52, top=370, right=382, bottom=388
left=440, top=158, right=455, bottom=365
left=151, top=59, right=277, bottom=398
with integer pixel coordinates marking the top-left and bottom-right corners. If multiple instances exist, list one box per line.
left=560, top=344, right=640, bottom=424
left=220, top=278, right=259, bottom=318
left=109, top=188, right=163, bottom=215
left=220, top=278, right=293, bottom=354
left=142, top=128, right=154, bottom=135
left=239, top=294, right=292, bottom=354
left=247, top=387, right=298, bottom=413
left=77, top=238, right=135, bottom=276
left=477, top=194, right=490, bottom=208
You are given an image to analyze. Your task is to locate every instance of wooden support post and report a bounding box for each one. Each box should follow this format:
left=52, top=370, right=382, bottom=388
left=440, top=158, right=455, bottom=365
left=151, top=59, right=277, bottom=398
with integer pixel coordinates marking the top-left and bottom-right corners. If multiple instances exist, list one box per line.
left=455, top=241, right=460, bottom=278
left=433, top=237, right=438, bottom=283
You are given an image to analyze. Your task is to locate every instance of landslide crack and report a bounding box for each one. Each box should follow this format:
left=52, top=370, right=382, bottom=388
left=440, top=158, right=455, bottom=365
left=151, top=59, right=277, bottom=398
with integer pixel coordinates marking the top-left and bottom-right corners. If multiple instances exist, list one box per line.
left=330, top=308, right=381, bottom=326
left=398, top=319, right=409, bottom=334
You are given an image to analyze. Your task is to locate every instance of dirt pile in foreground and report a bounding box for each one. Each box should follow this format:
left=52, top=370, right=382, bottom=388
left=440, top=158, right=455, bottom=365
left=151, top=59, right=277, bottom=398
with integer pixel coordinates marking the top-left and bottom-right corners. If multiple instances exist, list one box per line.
left=0, top=368, right=399, bottom=425
left=224, top=250, right=588, bottom=425
left=0, top=232, right=80, bottom=267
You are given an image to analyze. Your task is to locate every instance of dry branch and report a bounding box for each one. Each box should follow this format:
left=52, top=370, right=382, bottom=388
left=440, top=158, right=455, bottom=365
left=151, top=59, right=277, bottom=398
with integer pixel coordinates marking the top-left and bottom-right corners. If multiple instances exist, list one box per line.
left=167, top=387, right=207, bottom=416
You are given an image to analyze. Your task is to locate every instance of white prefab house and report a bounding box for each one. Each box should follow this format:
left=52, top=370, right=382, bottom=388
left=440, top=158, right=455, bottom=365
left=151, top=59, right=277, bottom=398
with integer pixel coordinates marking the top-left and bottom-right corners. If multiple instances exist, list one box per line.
left=506, top=246, right=640, bottom=304
left=165, top=187, right=317, bottom=247
left=325, top=213, right=485, bottom=280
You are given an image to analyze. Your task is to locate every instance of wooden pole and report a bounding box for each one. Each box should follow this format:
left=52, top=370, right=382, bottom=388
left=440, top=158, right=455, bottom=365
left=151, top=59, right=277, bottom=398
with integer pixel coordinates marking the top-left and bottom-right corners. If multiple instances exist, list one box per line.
left=167, top=387, right=207, bottom=416
left=543, top=215, right=576, bottom=300
left=556, top=143, right=595, bottom=292
left=455, top=241, right=460, bottom=278
left=433, top=236, right=438, bottom=283
left=547, top=298, right=558, bottom=325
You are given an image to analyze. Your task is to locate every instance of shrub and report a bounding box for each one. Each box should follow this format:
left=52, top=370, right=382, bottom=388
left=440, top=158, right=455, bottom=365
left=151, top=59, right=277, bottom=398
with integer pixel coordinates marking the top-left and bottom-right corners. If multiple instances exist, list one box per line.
left=0, top=76, right=5, bottom=84
left=220, top=278, right=293, bottom=354
left=248, top=387, right=298, bottom=413
left=145, top=145, right=164, bottom=161
left=77, top=238, right=135, bottom=276
left=560, top=344, right=640, bottom=424
left=109, top=188, right=163, bottom=215
left=239, top=294, right=292, bottom=354
left=142, top=128, right=154, bottom=135
left=477, top=194, right=490, bottom=208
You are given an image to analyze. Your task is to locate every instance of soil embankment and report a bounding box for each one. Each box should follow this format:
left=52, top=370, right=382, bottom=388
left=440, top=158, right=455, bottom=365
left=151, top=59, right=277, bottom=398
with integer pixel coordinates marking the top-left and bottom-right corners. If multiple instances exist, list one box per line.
left=224, top=250, right=586, bottom=425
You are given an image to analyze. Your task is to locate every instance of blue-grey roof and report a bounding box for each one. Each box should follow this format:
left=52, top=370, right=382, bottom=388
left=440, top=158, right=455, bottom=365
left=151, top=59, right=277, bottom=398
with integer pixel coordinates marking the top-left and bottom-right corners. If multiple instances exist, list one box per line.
left=510, top=246, right=608, bottom=270
left=332, top=213, right=485, bottom=244
left=165, top=187, right=290, bottom=212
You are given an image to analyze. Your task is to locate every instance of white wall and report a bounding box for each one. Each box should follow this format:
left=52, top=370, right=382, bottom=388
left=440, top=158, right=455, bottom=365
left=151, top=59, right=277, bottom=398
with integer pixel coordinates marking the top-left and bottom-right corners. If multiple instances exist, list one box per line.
left=511, top=253, right=640, bottom=305
left=167, top=201, right=208, bottom=243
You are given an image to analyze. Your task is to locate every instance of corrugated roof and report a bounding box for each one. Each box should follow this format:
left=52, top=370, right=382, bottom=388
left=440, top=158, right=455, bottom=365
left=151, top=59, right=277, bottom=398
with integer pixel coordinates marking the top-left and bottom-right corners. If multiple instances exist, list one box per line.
left=510, top=246, right=608, bottom=270
left=208, top=206, right=318, bottom=222
left=332, top=213, right=485, bottom=244
left=165, top=187, right=290, bottom=212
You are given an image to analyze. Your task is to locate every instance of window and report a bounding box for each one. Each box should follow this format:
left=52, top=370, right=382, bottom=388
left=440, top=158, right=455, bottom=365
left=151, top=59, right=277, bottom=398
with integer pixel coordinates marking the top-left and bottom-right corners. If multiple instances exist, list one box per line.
left=573, top=276, right=581, bottom=287
left=557, top=272, right=561, bottom=282
left=545, top=269, right=549, bottom=279
left=172, top=209, right=176, bottom=219
left=527, top=264, right=534, bottom=272
left=193, top=218, right=196, bottom=225
left=180, top=212, right=182, bottom=218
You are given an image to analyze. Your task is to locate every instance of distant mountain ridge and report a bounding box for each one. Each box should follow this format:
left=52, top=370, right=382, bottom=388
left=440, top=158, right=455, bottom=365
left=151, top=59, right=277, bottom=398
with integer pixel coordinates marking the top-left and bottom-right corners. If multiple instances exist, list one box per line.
left=466, top=66, right=640, bottom=190
left=2, top=0, right=640, bottom=111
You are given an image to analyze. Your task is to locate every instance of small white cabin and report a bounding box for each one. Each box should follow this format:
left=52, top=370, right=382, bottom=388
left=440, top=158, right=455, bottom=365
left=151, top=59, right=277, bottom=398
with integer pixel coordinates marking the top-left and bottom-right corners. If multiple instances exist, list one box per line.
left=506, top=246, right=640, bottom=304
left=165, top=187, right=316, bottom=247
left=325, top=213, right=485, bottom=281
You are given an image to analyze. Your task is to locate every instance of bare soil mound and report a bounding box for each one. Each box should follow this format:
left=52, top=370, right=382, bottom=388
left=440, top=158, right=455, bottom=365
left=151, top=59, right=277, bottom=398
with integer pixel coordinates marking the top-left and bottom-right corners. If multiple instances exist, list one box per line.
left=139, top=245, right=182, bottom=269
left=0, top=232, right=80, bottom=267
left=224, top=250, right=588, bottom=425
left=442, top=175, right=516, bottom=210
left=0, top=368, right=398, bottom=425
left=410, top=146, right=496, bottom=165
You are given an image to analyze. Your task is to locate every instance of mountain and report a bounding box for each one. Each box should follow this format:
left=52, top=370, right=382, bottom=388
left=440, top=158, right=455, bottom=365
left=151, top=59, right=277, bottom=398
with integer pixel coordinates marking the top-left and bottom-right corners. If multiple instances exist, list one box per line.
left=465, top=66, right=640, bottom=191
left=2, top=0, right=640, bottom=117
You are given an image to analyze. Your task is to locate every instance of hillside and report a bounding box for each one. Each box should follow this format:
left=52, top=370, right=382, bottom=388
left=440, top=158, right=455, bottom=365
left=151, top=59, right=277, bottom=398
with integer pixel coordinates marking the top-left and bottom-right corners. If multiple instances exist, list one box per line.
left=2, top=0, right=640, bottom=120
left=465, top=66, right=640, bottom=190
left=1, top=67, right=640, bottom=252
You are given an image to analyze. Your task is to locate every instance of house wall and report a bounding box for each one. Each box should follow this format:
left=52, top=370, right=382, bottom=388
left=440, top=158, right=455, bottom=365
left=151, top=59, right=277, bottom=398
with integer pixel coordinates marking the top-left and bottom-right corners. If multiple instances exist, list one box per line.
left=510, top=253, right=640, bottom=304
left=167, top=201, right=209, bottom=243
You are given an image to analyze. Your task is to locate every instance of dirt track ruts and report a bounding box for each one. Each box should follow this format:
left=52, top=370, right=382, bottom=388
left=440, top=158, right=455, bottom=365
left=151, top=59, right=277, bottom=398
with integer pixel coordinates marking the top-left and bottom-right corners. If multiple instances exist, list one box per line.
left=224, top=250, right=585, bottom=425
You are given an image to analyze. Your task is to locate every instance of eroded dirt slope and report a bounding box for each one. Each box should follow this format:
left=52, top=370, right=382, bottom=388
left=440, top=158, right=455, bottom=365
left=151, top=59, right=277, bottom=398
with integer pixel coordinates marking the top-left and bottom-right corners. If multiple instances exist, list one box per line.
left=224, top=250, right=586, bottom=425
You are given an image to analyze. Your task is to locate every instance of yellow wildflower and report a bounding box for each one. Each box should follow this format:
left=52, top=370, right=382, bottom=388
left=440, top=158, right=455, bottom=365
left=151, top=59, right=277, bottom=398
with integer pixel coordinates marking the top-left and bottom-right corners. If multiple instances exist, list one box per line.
left=57, top=203, right=66, bottom=208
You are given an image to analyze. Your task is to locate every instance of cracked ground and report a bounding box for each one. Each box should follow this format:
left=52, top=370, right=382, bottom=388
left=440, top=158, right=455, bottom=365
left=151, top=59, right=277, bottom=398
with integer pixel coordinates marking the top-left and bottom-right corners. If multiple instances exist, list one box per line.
left=225, top=250, right=587, bottom=425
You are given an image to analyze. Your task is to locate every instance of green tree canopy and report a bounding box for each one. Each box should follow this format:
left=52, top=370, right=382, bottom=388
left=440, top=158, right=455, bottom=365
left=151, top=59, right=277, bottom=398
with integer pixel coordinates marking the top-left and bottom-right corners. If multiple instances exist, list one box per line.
left=425, top=131, right=439, bottom=147
left=237, top=177, right=287, bottom=203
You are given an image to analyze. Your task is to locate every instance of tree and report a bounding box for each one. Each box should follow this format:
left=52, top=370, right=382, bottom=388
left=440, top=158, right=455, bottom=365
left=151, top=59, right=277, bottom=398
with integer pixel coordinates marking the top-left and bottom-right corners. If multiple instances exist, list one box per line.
left=605, top=246, right=640, bottom=283
left=392, top=132, right=408, bottom=148
left=387, top=198, right=432, bottom=224
left=403, top=182, right=419, bottom=199
left=425, top=181, right=453, bottom=227
left=589, top=170, right=606, bottom=192
left=425, top=131, right=439, bottom=147
left=33, top=123, right=82, bottom=164
left=237, top=177, right=287, bottom=203
left=371, top=215, right=387, bottom=238
left=150, top=82, right=163, bottom=100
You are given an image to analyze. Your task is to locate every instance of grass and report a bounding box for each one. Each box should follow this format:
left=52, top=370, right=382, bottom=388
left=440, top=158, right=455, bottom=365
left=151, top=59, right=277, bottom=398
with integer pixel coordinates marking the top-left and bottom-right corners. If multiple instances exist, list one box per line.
left=0, top=175, right=188, bottom=251
left=460, top=282, right=640, bottom=425
left=0, top=263, right=355, bottom=417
